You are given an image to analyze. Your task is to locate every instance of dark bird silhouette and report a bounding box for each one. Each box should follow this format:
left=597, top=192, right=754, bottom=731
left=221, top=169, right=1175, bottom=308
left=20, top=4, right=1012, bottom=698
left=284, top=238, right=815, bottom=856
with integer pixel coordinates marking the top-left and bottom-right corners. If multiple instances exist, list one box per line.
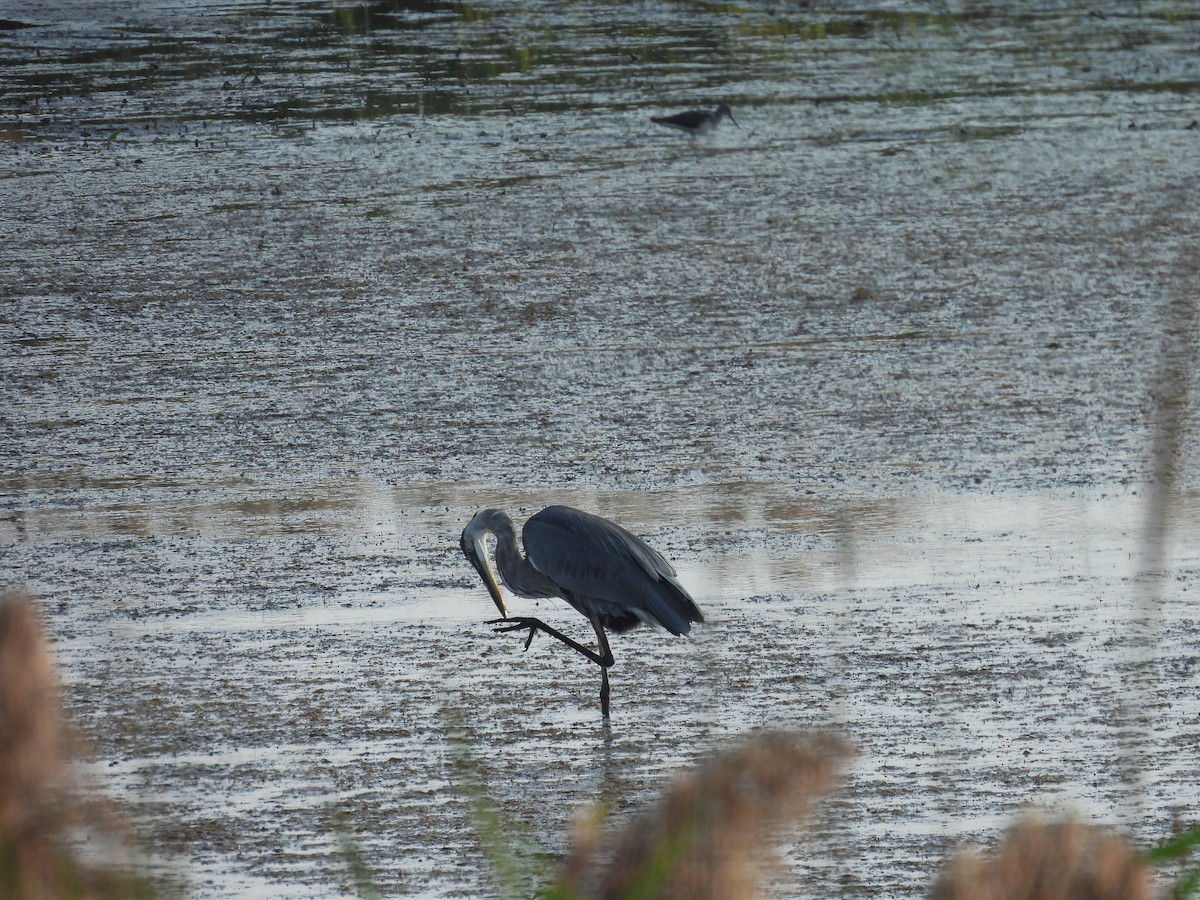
left=651, top=104, right=739, bottom=143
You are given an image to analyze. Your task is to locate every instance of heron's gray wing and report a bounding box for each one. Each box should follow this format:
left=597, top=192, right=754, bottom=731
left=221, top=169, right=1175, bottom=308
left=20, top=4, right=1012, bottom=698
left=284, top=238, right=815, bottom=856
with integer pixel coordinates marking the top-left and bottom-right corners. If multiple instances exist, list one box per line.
left=523, top=506, right=703, bottom=635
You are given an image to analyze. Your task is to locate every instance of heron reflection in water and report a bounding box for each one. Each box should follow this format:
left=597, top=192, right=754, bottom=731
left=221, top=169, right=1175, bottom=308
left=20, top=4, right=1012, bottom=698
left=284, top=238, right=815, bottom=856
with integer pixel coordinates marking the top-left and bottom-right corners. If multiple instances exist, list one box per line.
left=460, top=505, right=704, bottom=718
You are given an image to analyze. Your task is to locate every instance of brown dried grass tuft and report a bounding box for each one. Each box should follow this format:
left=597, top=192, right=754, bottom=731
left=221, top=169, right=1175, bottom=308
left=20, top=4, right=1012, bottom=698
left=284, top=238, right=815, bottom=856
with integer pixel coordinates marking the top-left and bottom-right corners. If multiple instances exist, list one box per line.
left=930, top=813, right=1152, bottom=900
left=1, top=594, right=69, bottom=831
left=558, top=730, right=852, bottom=900
left=0, top=594, right=156, bottom=899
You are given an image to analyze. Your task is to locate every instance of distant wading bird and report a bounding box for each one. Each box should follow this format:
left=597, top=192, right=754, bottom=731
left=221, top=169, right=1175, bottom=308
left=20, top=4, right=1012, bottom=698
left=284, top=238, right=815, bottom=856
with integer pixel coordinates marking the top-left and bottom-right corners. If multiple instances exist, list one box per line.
left=460, top=506, right=704, bottom=718
left=651, top=104, right=739, bottom=144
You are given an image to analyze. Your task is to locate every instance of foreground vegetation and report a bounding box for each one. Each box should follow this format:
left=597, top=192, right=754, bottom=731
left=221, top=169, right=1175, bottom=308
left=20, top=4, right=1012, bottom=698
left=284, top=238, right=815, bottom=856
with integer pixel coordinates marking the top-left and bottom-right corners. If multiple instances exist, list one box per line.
left=3, top=592, right=1197, bottom=899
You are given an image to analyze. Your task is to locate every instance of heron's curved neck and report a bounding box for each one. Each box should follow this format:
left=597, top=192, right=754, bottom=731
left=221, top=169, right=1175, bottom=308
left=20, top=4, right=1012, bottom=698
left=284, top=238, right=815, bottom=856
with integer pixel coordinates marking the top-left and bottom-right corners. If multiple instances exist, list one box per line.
left=493, top=522, right=557, bottom=599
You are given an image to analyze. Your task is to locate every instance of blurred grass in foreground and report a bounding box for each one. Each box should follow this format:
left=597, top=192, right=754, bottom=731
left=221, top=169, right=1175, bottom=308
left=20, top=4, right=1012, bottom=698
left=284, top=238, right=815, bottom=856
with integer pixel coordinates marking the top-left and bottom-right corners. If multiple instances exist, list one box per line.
left=444, top=705, right=1200, bottom=900
left=444, top=700, right=1199, bottom=899
left=3, top=589, right=1197, bottom=899
left=444, top=706, right=851, bottom=900
left=0, top=595, right=164, bottom=900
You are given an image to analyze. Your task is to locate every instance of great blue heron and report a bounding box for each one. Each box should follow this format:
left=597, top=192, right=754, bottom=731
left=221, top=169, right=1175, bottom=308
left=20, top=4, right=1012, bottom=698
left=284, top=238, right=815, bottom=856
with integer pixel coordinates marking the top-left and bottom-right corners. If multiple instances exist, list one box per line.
left=651, top=104, right=739, bottom=143
left=460, top=505, right=704, bottom=718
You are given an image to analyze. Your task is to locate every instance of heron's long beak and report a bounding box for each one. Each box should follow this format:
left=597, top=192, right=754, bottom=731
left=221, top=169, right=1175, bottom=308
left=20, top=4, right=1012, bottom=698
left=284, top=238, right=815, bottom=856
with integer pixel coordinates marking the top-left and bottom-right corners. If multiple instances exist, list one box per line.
left=461, top=531, right=507, bottom=618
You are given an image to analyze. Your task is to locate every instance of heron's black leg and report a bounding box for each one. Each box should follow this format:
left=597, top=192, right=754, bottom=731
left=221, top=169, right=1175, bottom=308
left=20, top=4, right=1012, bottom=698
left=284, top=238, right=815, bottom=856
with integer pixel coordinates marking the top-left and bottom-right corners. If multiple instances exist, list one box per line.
left=589, top=614, right=613, bottom=719
left=488, top=617, right=612, bottom=668
left=487, top=614, right=615, bottom=718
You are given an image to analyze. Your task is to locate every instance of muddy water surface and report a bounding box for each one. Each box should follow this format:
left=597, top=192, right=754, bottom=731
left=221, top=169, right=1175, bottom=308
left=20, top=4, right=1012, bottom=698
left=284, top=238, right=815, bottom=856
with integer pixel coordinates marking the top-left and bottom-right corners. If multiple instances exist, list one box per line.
left=4, top=2, right=1200, bottom=897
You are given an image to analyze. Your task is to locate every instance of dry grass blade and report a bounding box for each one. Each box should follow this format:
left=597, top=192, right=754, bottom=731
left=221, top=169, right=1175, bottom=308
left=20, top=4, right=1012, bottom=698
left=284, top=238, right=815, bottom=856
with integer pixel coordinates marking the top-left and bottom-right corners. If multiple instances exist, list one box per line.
left=558, top=731, right=852, bottom=900
left=0, top=594, right=158, bottom=900
left=930, top=814, right=1151, bottom=900
left=1, top=593, right=72, bottom=895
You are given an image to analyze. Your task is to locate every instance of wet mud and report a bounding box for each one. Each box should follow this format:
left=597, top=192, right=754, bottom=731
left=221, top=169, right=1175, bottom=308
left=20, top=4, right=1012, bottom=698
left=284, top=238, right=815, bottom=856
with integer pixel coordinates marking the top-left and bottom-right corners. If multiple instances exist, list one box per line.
left=3, top=2, right=1200, bottom=897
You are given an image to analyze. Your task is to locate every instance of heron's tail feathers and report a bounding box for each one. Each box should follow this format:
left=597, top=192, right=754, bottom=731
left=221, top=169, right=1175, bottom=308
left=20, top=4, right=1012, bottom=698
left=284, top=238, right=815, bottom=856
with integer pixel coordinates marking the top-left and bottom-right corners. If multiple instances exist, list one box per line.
left=638, top=574, right=705, bottom=636
left=591, top=575, right=703, bottom=636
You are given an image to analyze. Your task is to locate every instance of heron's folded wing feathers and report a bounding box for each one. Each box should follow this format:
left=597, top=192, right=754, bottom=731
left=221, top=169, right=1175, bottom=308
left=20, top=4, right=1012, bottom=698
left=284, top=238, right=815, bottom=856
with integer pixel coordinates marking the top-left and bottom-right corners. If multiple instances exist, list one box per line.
left=524, top=506, right=703, bottom=636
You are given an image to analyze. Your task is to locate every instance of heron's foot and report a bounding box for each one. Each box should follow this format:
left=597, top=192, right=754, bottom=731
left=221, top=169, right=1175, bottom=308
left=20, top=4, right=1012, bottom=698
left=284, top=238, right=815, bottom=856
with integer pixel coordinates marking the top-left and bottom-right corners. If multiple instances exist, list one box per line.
left=487, top=616, right=611, bottom=668
left=488, top=616, right=543, bottom=651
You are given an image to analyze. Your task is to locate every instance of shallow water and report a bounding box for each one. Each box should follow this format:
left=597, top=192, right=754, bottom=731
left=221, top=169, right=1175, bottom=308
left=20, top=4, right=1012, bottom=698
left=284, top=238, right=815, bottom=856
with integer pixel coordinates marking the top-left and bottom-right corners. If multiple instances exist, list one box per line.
left=3, top=2, right=1200, bottom=897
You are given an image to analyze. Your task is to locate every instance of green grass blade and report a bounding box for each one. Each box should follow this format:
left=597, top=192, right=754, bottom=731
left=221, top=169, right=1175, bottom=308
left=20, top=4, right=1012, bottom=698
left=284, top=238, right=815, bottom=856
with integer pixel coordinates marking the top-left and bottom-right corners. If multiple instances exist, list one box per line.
left=442, top=706, right=551, bottom=899
left=1175, top=868, right=1200, bottom=900
left=1144, top=826, right=1200, bottom=864
left=330, top=813, right=381, bottom=900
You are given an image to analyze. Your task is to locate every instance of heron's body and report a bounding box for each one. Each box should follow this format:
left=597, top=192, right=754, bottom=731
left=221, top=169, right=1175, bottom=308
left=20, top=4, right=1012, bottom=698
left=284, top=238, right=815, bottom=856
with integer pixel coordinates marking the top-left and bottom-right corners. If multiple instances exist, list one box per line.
left=460, top=505, right=704, bottom=717
left=651, top=104, right=738, bottom=142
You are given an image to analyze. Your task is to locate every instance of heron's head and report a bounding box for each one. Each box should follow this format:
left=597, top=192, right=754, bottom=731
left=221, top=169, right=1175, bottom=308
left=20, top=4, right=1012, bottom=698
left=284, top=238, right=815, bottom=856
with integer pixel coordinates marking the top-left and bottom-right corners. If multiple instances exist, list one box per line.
left=716, top=104, right=739, bottom=128
left=460, top=508, right=509, bottom=617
